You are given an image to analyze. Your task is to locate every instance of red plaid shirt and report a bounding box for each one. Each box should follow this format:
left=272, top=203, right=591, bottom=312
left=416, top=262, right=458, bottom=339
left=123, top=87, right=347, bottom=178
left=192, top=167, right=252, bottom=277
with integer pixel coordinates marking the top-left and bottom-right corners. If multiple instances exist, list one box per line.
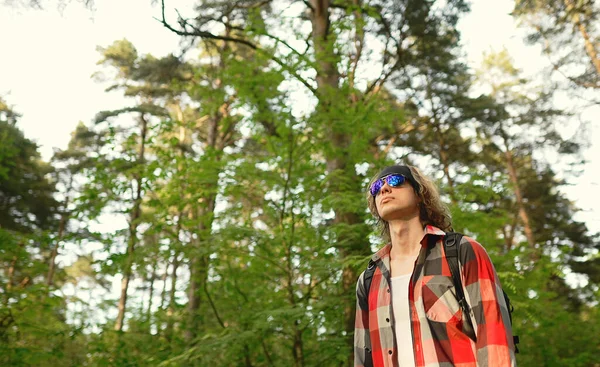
left=354, top=225, right=516, bottom=366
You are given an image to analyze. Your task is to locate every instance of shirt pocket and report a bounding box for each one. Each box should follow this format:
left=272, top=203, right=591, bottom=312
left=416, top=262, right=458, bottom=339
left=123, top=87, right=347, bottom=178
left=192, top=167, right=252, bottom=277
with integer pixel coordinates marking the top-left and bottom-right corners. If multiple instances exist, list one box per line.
left=422, top=275, right=462, bottom=323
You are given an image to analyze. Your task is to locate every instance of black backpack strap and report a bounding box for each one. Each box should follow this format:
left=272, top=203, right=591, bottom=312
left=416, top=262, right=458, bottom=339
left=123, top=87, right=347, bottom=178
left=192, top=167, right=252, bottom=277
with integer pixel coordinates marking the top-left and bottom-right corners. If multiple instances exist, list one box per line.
left=502, top=287, right=520, bottom=353
left=444, top=232, right=469, bottom=315
left=359, top=260, right=377, bottom=311
left=443, top=232, right=476, bottom=340
left=359, top=260, right=377, bottom=367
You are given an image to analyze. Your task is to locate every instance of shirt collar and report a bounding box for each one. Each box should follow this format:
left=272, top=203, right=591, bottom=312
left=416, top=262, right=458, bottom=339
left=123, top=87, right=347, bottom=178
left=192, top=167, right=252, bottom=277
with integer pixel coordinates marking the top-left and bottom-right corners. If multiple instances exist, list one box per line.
left=371, top=225, right=446, bottom=262
left=424, top=224, right=445, bottom=236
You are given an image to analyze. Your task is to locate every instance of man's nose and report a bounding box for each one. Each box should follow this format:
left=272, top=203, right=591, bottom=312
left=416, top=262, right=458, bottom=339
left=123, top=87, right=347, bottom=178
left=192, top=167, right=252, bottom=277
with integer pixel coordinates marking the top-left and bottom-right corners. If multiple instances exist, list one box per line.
left=380, top=182, right=392, bottom=194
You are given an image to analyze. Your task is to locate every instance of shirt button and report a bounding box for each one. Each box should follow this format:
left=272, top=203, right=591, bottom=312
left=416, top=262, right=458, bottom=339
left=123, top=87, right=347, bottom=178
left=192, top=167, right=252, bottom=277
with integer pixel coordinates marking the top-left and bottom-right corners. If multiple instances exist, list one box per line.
left=386, top=288, right=390, bottom=293
left=388, top=350, right=393, bottom=355
left=386, top=318, right=390, bottom=322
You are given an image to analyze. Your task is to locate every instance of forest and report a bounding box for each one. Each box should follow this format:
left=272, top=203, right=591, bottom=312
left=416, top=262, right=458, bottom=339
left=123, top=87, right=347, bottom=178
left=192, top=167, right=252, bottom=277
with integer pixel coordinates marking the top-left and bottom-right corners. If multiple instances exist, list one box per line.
left=1, top=0, right=599, bottom=366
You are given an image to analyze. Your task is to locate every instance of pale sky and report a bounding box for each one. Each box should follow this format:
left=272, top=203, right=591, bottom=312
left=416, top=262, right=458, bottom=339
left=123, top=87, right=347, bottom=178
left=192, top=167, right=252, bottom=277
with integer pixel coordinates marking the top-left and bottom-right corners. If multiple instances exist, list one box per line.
left=1, top=0, right=599, bottom=234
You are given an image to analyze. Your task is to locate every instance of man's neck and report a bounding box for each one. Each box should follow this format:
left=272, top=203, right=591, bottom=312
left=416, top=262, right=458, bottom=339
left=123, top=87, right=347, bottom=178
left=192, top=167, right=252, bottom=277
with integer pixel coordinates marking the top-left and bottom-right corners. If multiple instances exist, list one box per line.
left=389, top=217, right=425, bottom=258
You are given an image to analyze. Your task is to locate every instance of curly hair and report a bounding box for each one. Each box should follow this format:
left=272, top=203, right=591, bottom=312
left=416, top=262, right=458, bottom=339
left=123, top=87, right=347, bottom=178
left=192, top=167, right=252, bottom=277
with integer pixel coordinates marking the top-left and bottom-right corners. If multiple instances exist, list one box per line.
left=366, top=165, right=452, bottom=243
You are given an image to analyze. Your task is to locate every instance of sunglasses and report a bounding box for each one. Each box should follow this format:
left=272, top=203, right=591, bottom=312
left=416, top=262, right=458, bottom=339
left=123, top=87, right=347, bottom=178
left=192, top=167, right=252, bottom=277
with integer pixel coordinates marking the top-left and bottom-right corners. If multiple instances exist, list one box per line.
left=369, top=174, right=407, bottom=197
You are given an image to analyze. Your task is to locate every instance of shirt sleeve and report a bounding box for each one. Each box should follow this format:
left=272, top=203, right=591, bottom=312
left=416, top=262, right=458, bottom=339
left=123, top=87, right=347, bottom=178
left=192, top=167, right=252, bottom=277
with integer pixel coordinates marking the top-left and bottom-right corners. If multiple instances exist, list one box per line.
left=460, top=236, right=517, bottom=367
left=354, top=271, right=373, bottom=367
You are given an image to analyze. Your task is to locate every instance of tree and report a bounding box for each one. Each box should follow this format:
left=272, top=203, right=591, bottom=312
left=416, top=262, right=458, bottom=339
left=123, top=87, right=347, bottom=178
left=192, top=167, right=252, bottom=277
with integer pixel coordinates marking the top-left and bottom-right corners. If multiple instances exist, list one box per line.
left=473, top=49, right=579, bottom=253
left=92, top=39, right=173, bottom=340
left=513, top=0, right=600, bottom=93
left=157, top=2, right=471, bottom=364
left=0, top=99, right=87, bottom=367
left=0, top=99, right=57, bottom=233
left=47, top=122, right=99, bottom=287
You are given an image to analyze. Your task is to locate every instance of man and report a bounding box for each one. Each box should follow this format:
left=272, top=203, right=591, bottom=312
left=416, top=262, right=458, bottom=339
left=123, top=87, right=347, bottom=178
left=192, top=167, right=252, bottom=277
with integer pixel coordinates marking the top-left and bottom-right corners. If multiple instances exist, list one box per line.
left=354, top=165, right=516, bottom=367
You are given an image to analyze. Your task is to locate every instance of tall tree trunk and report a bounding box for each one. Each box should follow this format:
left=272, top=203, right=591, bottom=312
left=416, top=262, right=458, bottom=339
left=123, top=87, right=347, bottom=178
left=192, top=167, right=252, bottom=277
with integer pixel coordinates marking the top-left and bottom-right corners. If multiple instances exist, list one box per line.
left=184, top=37, right=232, bottom=344
left=5, top=242, right=24, bottom=303
left=184, top=208, right=213, bottom=343
left=159, top=264, right=168, bottom=311
left=147, top=257, right=157, bottom=333
left=244, top=344, right=254, bottom=367
left=564, top=0, right=600, bottom=76
left=6, top=255, right=17, bottom=293
left=158, top=260, right=169, bottom=336
left=501, top=210, right=520, bottom=254
left=503, top=148, right=536, bottom=249
left=47, top=176, right=73, bottom=287
left=292, top=325, right=305, bottom=367
left=310, top=0, right=340, bottom=90
left=426, top=72, right=457, bottom=204
left=166, top=249, right=180, bottom=343
left=437, top=129, right=457, bottom=204
left=115, top=113, right=149, bottom=332
left=166, top=107, right=189, bottom=342
left=309, top=3, right=366, bottom=366
left=184, top=115, right=219, bottom=343
left=282, top=134, right=305, bottom=367
left=348, top=0, right=364, bottom=93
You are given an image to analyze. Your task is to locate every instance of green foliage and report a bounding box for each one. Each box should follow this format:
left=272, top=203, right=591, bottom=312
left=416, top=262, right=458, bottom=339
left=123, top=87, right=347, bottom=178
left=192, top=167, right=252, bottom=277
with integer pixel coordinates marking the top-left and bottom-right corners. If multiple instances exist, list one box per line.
left=0, top=103, right=57, bottom=231
left=1, top=1, right=599, bottom=366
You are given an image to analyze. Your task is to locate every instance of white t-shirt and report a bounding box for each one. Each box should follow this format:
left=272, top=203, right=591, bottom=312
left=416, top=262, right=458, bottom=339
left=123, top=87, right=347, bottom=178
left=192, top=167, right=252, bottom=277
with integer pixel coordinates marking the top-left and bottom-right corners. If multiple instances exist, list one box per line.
left=391, top=274, right=416, bottom=367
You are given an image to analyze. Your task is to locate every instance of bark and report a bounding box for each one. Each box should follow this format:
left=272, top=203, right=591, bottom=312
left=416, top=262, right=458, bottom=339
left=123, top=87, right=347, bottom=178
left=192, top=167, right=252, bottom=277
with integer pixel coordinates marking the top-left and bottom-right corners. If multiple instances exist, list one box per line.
left=183, top=102, right=220, bottom=344
left=114, top=113, right=149, bottom=332
left=564, top=0, right=600, bottom=77
left=508, top=216, right=518, bottom=251
left=292, top=325, right=305, bottom=367
left=184, top=35, right=233, bottom=344
left=576, top=19, right=600, bottom=77
left=504, top=148, right=536, bottom=250
left=308, top=2, right=363, bottom=365
left=310, top=0, right=340, bottom=93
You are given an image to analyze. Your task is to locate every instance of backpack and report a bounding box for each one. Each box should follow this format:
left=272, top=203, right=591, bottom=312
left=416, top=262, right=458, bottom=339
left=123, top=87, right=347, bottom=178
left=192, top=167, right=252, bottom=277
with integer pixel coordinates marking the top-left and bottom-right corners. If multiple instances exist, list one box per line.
left=360, top=232, right=519, bottom=353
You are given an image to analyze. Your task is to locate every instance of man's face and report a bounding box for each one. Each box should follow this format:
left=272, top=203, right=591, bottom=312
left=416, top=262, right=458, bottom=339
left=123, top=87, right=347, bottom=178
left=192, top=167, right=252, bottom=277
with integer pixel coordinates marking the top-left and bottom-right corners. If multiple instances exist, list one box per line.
left=373, top=174, right=420, bottom=222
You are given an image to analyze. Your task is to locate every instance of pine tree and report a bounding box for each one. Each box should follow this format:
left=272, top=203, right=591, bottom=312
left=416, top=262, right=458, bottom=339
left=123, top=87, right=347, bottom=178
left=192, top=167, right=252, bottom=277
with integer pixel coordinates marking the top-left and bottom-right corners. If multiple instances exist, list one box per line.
left=513, top=0, right=600, bottom=93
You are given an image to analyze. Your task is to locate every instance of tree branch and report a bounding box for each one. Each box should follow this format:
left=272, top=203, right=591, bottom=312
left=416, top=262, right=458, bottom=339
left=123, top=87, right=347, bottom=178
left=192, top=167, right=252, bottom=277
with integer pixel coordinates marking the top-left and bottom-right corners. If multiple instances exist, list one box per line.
left=204, top=281, right=226, bottom=329
left=158, top=0, right=318, bottom=96
left=365, top=4, right=411, bottom=96
left=261, top=339, right=275, bottom=367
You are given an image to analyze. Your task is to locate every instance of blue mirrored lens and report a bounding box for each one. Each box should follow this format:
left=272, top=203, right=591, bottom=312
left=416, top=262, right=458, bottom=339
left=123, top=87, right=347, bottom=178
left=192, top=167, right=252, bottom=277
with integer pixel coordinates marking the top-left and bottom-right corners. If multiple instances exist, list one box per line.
left=370, top=179, right=383, bottom=197
left=386, top=174, right=405, bottom=187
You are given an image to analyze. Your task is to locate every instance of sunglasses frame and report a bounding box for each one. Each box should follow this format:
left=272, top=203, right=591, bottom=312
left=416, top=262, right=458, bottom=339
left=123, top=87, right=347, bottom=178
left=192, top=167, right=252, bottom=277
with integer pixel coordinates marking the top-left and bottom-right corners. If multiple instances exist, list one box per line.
left=369, top=174, right=407, bottom=197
